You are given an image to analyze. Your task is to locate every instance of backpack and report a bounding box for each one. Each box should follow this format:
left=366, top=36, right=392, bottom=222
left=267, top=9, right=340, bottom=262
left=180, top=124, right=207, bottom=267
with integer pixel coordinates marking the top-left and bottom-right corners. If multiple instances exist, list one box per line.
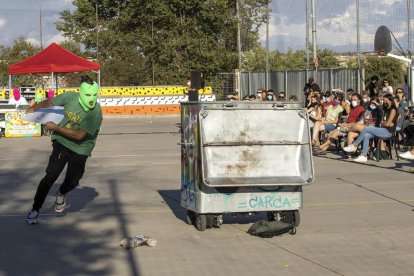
left=247, top=220, right=296, bottom=238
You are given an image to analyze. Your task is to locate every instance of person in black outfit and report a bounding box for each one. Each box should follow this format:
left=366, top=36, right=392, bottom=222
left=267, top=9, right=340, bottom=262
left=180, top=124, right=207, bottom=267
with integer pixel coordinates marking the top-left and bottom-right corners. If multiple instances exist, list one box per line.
left=303, top=77, right=320, bottom=95
left=366, top=75, right=379, bottom=98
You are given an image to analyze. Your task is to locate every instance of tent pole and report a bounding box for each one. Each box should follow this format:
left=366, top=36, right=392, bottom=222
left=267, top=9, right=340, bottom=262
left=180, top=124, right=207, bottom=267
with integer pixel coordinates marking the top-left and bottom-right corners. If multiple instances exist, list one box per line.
left=8, top=75, right=11, bottom=91
left=55, top=73, right=58, bottom=94
left=98, top=70, right=101, bottom=104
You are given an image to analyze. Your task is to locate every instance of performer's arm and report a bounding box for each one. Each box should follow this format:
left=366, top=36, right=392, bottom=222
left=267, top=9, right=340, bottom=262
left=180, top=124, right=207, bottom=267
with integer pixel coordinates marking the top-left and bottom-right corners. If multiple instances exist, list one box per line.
left=44, top=122, right=87, bottom=141
left=26, top=99, right=54, bottom=114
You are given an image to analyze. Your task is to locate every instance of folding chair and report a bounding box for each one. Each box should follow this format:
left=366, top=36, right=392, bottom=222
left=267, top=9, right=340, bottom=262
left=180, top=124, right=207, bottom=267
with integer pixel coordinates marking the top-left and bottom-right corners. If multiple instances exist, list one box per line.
left=372, top=131, right=400, bottom=162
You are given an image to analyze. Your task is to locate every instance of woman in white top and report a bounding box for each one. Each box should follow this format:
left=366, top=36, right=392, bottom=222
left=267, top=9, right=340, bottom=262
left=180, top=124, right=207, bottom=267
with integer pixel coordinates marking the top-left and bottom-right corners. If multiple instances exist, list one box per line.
left=382, top=79, right=393, bottom=94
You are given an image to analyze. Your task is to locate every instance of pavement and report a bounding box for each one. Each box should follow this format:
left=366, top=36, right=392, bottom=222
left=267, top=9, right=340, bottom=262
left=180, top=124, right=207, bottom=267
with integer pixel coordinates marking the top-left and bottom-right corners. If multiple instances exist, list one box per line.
left=0, top=116, right=413, bottom=276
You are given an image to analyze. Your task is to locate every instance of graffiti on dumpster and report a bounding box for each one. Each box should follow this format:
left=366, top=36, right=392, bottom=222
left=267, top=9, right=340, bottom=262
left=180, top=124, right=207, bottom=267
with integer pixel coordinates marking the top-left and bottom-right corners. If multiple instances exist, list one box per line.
left=237, top=194, right=300, bottom=210
left=181, top=104, right=201, bottom=208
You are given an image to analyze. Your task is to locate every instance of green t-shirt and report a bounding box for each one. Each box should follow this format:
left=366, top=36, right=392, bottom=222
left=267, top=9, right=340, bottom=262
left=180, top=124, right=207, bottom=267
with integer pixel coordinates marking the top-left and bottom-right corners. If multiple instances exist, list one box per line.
left=51, top=92, right=103, bottom=156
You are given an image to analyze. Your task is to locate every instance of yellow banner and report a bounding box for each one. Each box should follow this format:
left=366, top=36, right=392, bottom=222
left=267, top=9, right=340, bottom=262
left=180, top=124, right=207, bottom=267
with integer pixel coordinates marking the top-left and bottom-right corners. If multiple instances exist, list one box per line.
left=5, top=111, right=41, bottom=138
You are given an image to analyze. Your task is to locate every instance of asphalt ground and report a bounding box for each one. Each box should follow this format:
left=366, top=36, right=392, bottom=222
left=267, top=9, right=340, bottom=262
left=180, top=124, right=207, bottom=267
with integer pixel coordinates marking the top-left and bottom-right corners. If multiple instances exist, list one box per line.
left=0, top=116, right=413, bottom=276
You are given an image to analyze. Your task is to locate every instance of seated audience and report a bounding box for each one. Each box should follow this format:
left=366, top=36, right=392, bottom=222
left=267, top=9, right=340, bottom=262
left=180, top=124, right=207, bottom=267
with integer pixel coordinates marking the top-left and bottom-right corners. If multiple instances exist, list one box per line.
left=314, top=92, right=365, bottom=155
left=343, top=93, right=398, bottom=162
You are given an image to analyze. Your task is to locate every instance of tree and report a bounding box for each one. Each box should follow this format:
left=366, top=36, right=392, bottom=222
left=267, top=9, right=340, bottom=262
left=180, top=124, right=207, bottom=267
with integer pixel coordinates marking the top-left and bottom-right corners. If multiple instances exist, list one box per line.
left=362, top=56, right=407, bottom=88
left=55, top=0, right=269, bottom=85
left=0, top=37, right=40, bottom=87
left=317, top=48, right=340, bottom=68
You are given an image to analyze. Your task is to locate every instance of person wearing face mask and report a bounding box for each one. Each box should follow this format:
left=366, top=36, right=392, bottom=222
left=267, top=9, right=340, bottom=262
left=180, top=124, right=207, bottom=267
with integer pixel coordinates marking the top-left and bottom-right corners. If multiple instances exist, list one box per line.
left=265, top=90, right=275, bottom=101
left=343, top=93, right=397, bottom=162
left=8, top=87, right=28, bottom=107
left=361, top=91, right=370, bottom=109
left=321, top=91, right=334, bottom=117
left=314, top=93, right=365, bottom=155
left=346, top=97, right=383, bottom=150
left=307, top=95, right=322, bottom=124
left=25, top=76, right=103, bottom=224
left=311, top=98, right=343, bottom=147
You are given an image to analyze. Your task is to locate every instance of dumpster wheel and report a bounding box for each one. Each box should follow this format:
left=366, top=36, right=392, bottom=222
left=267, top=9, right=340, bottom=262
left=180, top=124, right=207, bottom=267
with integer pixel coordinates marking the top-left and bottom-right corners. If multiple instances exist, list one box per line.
left=195, top=214, right=207, bottom=231
left=267, top=210, right=300, bottom=227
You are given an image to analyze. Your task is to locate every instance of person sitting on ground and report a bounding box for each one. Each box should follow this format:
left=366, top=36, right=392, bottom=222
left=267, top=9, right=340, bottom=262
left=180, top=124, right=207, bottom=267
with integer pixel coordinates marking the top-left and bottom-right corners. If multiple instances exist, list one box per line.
left=311, top=99, right=343, bottom=147
left=314, top=92, right=365, bottom=155
left=343, top=93, right=398, bottom=162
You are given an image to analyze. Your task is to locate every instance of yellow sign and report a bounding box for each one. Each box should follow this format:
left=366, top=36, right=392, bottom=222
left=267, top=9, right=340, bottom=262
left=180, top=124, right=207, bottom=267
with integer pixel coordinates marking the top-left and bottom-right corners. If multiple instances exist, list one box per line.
left=5, top=111, right=41, bottom=138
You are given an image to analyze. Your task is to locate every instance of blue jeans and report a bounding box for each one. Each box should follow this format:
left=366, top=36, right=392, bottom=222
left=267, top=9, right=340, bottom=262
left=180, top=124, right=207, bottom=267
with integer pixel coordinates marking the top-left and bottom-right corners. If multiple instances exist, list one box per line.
left=353, top=126, right=392, bottom=155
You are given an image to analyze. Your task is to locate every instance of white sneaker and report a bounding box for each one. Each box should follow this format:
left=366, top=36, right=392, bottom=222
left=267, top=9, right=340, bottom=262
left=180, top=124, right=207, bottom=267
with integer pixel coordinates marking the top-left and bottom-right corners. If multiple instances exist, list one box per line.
left=399, top=151, right=414, bottom=160
left=343, top=144, right=357, bottom=153
left=26, top=210, right=39, bottom=225
left=353, top=154, right=367, bottom=162
left=55, top=191, right=66, bottom=213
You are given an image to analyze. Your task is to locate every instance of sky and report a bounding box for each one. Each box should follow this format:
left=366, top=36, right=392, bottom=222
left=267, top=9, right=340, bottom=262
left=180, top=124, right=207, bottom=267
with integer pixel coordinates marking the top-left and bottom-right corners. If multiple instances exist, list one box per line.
left=0, top=0, right=412, bottom=54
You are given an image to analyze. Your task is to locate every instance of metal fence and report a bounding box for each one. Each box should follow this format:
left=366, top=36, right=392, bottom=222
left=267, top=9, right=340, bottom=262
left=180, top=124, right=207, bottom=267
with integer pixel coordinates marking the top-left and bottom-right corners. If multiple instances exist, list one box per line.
left=240, top=68, right=362, bottom=102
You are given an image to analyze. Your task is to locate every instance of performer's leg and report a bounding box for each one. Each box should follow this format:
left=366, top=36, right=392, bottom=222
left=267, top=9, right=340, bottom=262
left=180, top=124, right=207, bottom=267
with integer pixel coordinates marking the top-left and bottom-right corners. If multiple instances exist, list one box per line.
left=59, top=150, right=88, bottom=195
left=32, top=142, right=68, bottom=211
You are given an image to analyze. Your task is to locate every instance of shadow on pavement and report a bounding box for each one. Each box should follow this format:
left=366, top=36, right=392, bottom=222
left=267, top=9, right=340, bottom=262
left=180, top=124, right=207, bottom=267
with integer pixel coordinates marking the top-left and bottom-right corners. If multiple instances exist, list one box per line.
left=0, top=149, right=142, bottom=276
left=158, top=189, right=186, bottom=223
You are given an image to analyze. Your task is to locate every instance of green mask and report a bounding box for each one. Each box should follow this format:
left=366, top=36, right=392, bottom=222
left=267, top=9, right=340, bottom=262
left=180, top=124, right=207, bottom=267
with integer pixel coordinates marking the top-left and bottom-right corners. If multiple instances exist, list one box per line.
left=79, top=81, right=99, bottom=111
left=35, top=93, right=43, bottom=103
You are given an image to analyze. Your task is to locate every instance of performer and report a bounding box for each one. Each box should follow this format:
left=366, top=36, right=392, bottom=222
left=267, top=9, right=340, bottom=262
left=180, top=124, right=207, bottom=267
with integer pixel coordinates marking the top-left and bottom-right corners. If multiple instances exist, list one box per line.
left=26, top=76, right=103, bottom=224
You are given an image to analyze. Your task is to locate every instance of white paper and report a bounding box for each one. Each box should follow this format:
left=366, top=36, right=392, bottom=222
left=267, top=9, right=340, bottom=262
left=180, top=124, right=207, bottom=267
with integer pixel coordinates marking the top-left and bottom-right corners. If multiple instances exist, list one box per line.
left=23, top=106, right=65, bottom=124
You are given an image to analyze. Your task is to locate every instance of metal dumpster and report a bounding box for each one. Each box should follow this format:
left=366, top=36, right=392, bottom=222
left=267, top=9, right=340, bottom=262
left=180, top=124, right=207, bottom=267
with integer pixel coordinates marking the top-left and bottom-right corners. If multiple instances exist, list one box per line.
left=180, top=101, right=314, bottom=231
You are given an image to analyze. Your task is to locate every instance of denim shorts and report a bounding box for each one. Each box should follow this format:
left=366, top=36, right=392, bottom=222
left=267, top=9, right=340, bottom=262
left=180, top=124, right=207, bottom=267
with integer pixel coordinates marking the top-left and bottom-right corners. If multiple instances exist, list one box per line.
left=324, top=124, right=336, bottom=132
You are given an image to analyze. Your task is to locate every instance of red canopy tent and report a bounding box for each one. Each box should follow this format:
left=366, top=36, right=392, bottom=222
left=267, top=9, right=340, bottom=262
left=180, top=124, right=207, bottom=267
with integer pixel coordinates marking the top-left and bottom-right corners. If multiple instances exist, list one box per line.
left=8, top=43, right=101, bottom=98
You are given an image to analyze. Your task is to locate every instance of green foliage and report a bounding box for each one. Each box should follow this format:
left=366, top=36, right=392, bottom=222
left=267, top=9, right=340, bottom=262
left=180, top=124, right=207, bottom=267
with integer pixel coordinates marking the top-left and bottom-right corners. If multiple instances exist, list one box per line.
left=55, top=0, right=268, bottom=85
left=0, top=37, right=40, bottom=87
left=241, top=46, right=338, bottom=71
left=317, top=48, right=340, bottom=68
left=362, top=56, right=407, bottom=87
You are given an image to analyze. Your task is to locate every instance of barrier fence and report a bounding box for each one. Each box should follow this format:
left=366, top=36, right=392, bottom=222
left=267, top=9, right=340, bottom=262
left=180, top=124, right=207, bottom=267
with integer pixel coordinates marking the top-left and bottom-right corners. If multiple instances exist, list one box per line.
left=211, top=68, right=362, bottom=101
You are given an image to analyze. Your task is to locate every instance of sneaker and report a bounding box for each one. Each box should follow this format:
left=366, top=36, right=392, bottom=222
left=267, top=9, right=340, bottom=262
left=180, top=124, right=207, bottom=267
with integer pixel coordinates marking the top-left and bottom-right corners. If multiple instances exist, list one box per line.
left=353, top=154, right=368, bottom=162
left=55, top=191, right=66, bottom=213
left=343, top=144, right=357, bottom=153
left=313, top=148, right=326, bottom=156
left=26, top=210, right=39, bottom=225
left=399, top=151, right=414, bottom=160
